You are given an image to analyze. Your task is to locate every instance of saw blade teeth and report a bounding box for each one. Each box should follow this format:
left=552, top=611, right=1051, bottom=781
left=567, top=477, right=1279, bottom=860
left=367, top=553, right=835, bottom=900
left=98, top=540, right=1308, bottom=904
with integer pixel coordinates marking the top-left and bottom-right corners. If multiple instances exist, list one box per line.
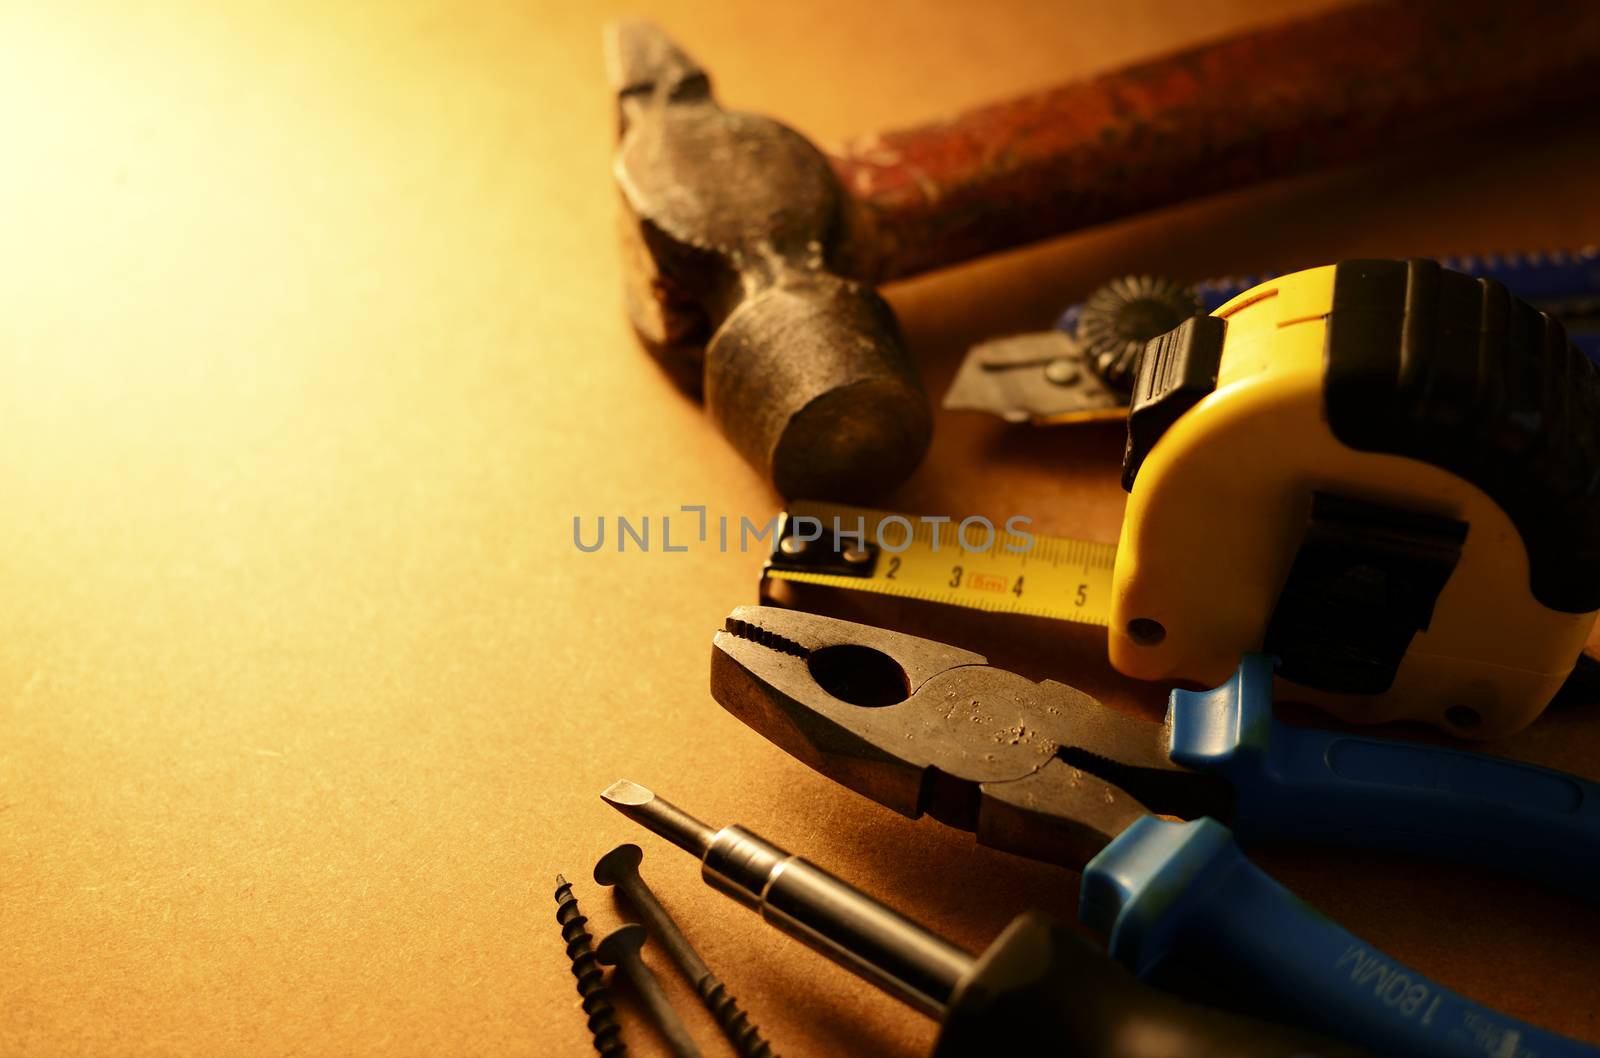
left=722, top=617, right=809, bottom=658
left=1076, top=272, right=1202, bottom=392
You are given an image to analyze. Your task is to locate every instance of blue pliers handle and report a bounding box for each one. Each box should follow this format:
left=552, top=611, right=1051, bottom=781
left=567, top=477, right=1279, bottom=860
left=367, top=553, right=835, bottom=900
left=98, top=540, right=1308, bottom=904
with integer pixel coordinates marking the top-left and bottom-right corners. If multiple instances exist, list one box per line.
left=1060, top=247, right=1600, bottom=363
left=1083, top=655, right=1599, bottom=1058
left=711, top=607, right=1600, bottom=1058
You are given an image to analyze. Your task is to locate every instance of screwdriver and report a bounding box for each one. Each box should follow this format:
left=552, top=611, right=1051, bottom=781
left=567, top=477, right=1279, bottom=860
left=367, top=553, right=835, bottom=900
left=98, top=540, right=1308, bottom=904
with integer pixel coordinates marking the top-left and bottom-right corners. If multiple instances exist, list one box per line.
left=600, top=779, right=1369, bottom=1058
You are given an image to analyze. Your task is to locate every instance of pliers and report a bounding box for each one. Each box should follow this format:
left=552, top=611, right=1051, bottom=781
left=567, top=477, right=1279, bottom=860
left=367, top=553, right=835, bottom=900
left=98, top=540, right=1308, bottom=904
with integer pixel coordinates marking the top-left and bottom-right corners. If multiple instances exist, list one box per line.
left=711, top=605, right=1600, bottom=1058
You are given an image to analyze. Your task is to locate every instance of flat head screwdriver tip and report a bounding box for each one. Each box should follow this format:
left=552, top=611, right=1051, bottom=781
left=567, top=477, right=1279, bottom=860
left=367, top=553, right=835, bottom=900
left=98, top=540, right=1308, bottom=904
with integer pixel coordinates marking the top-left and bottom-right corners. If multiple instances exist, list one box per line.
left=601, top=779, right=655, bottom=806
left=600, top=780, right=717, bottom=857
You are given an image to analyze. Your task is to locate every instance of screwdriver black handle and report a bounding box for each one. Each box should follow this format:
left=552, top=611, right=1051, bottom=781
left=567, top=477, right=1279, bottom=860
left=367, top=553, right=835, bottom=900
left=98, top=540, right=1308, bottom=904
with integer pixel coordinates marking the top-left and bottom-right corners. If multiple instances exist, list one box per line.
left=935, top=912, right=1371, bottom=1058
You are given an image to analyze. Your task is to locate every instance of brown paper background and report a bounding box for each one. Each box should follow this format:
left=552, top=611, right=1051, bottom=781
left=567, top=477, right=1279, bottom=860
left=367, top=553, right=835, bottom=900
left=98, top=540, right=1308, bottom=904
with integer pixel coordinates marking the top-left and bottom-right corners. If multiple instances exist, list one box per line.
left=3, top=1, right=1598, bottom=1055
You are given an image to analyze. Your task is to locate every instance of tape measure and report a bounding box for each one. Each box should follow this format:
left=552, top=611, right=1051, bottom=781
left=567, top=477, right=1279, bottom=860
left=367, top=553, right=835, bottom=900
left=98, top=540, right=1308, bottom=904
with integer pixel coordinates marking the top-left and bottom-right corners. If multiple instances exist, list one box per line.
left=764, top=259, right=1600, bottom=739
left=763, top=501, right=1116, bottom=624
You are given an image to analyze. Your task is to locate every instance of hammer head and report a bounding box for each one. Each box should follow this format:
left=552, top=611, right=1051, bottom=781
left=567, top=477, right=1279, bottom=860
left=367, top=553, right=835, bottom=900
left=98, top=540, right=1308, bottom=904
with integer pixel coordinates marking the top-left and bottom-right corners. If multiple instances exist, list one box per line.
left=605, top=20, right=930, bottom=501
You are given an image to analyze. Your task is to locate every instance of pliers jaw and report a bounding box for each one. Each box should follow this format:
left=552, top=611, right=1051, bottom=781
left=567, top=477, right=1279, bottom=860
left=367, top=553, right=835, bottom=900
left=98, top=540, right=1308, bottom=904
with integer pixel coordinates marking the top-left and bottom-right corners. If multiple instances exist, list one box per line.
left=711, top=606, right=1169, bottom=868
left=713, top=606, right=991, bottom=820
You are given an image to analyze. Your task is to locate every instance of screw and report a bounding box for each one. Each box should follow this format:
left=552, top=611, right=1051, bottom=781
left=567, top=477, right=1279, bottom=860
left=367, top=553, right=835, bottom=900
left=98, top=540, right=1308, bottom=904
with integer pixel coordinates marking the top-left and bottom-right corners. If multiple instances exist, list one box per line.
left=554, top=875, right=628, bottom=1057
left=596, top=844, right=777, bottom=1058
left=595, top=924, right=703, bottom=1058
left=841, top=544, right=871, bottom=566
left=778, top=535, right=808, bottom=557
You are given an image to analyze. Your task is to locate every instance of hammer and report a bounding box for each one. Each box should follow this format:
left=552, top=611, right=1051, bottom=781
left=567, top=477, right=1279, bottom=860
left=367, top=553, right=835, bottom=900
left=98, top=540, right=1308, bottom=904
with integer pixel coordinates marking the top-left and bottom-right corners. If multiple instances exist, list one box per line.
left=607, top=2, right=1600, bottom=501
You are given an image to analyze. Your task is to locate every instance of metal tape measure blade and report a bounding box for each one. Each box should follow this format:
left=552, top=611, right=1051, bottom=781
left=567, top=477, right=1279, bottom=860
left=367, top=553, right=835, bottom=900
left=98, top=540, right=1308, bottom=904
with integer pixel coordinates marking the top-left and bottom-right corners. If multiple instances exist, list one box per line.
left=763, top=502, right=1116, bottom=626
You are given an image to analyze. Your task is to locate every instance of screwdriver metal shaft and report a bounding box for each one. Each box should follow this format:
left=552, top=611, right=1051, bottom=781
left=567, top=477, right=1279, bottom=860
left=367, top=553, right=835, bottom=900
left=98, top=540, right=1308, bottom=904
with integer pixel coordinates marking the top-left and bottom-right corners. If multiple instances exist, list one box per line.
left=600, top=779, right=972, bottom=1017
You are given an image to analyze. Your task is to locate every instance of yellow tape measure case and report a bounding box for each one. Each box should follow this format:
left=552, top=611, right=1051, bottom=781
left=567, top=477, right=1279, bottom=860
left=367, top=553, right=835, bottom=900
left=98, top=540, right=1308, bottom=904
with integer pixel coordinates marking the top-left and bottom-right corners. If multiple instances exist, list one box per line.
left=1110, top=260, right=1600, bottom=737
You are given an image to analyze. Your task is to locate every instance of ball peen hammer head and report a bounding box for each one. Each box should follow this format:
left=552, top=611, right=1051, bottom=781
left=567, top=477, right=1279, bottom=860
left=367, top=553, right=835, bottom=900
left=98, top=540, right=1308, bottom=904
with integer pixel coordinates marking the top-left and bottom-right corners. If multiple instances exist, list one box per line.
left=605, top=20, right=930, bottom=502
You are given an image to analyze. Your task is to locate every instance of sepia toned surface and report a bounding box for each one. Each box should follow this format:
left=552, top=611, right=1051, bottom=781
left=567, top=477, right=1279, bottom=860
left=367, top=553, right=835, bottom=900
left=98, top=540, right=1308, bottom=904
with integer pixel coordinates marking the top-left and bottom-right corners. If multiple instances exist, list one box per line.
left=2, top=2, right=1598, bottom=1055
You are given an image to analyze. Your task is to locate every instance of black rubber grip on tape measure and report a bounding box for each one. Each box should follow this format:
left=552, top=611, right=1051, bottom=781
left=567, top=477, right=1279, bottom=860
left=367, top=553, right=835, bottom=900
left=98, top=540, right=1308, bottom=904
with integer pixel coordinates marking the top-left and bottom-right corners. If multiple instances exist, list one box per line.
left=1324, top=259, right=1600, bottom=614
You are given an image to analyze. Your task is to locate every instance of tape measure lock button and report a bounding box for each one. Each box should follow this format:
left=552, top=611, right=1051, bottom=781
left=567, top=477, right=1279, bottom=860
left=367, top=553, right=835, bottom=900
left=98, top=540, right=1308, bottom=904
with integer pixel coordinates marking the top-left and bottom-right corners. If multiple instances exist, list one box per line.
left=1121, top=314, right=1226, bottom=491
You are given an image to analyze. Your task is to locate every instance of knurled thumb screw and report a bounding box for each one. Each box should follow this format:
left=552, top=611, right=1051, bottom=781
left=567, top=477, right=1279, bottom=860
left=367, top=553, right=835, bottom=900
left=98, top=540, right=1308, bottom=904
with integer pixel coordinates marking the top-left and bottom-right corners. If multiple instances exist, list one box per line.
left=554, top=875, right=628, bottom=1056
left=595, top=843, right=778, bottom=1058
left=595, top=923, right=704, bottom=1058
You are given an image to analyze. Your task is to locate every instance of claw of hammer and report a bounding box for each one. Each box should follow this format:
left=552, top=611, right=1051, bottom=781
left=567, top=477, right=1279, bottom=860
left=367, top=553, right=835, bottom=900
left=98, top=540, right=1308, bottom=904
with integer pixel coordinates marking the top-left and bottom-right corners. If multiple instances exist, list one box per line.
left=605, top=18, right=708, bottom=135
left=606, top=20, right=931, bottom=502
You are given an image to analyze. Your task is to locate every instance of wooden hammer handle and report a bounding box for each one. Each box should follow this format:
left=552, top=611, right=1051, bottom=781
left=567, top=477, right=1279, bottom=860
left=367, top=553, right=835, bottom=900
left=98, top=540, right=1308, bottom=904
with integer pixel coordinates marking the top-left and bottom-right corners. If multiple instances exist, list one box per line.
left=833, top=0, right=1600, bottom=283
